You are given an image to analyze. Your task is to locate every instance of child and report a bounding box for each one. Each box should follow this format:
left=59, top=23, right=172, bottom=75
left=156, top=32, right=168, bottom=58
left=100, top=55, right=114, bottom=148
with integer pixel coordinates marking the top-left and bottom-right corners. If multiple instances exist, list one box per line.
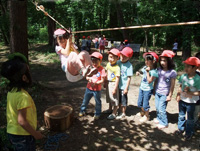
left=81, top=36, right=87, bottom=51
left=54, top=29, right=97, bottom=82
left=175, top=57, right=200, bottom=140
left=172, top=39, right=178, bottom=55
left=136, top=52, right=159, bottom=122
left=79, top=52, right=106, bottom=120
left=1, top=53, right=44, bottom=151
left=116, top=47, right=133, bottom=119
left=105, top=49, right=120, bottom=120
left=99, top=36, right=105, bottom=54
left=154, top=50, right=177, bottom=129
left=86, top=36, right=92, bottom=52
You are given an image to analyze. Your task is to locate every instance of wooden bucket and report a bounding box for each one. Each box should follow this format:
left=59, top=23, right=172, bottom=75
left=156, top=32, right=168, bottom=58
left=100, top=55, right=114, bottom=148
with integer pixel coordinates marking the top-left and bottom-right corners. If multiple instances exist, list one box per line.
left=44, top=105, right=73, bottom=132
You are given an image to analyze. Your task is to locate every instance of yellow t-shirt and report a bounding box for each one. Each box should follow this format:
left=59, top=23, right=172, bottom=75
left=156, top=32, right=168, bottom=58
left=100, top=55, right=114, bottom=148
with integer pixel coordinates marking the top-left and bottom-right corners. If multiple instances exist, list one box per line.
left=7, top=88, right=37, bottom=135
left=106, top=63, right=120, bottom=82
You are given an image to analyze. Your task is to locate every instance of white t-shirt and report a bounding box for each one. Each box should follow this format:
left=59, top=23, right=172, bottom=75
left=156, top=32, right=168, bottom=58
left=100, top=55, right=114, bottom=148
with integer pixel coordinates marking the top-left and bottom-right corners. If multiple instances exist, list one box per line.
left=55, top=45, right=68, bottom=66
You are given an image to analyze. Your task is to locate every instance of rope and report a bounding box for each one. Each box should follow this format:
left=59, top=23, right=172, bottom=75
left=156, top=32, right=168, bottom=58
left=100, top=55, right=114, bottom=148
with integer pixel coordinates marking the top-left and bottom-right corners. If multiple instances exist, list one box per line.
left=31, top=0, right=71, bottom=34
left=72, top=21, right=200, bottom=33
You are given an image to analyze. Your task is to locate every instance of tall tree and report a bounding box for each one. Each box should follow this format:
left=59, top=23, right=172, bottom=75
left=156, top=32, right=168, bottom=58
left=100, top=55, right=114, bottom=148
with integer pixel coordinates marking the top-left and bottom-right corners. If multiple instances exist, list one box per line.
left=9, top=0, right=28, bottom=59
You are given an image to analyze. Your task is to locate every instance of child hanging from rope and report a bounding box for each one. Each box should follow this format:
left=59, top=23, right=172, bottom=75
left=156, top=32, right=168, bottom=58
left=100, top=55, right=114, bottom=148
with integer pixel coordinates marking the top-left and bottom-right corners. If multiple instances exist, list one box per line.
left=54, top=28, right=97, bottom=82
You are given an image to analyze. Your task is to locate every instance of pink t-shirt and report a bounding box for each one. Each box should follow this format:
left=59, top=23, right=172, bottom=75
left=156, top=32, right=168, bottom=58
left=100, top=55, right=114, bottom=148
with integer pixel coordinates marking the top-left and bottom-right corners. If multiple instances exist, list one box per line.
left=87, top=66, right=106, bottom=91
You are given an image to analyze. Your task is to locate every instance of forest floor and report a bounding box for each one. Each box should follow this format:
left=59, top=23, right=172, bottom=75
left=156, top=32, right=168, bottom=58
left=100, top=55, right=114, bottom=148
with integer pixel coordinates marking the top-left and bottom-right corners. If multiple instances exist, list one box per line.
left=0, top=45, right=199, bottom=151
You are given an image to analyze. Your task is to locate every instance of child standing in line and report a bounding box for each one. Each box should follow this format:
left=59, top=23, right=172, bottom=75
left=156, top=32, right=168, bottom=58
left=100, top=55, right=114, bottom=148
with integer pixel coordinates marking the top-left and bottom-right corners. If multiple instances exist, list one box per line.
left=154, top=50, right=177, bottom=129
left=99, top=36, right=105, bottom=54
left=79, top=52, right=106, bottom=120
left=175, top=57, right=200, bottom=140
left=54, top=29, right=97, bottom=82
left=116, top=47, right=133, bottom=119
left=136, top=52, right=159, bottom=122
left=105, top=49, right=120, bottom=120
left=1, top=53, right=44, bottom=151
left=81, top=36, right=87, bottom=51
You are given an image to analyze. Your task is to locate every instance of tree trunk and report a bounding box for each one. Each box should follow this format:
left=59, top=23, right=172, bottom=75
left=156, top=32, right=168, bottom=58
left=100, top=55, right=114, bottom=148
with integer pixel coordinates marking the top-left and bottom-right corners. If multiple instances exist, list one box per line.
left=114, top=1, right=129, bottom=40
left=9, top=0, right=28, bottom=59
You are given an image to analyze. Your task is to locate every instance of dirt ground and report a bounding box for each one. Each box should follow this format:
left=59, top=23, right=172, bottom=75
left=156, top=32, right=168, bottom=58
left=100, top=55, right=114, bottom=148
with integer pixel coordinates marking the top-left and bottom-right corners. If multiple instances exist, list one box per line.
left=0, top=46, right=199, bottom=151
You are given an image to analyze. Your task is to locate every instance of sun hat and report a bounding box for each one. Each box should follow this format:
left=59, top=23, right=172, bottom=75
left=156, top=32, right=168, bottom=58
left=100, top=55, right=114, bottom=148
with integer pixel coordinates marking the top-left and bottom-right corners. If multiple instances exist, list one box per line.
left=143, top=52, right=159, bottom=62
left=120, top=47, right=133, bottom=58
left=183, top=57, right=200, bottom=67
left=90, top=52, right=103, bottom=60
left=160, top=50, right=175, bottom=58
left=109, top=48, right=120, bottom=57
left=54, top=28, right=66, bottom=37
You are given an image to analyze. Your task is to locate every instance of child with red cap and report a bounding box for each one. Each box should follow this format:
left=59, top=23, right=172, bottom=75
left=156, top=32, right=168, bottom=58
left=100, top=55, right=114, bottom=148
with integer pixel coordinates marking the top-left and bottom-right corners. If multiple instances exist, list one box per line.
left=104, top=49, right=120, bottom=120
left=175, top=57, right=200, bottom=140
left=81, top=36, right=87, bottom=51
left=154, top=50, right=177, bottom=129
left=99, top=36, right=105, bottom=54
left=116, top=47, right=133, bottom=119
left=79, top=52, right=106, bottom=120
left=136, top=52, right=159, bottom=122
left=54, top=29, right=97, bottom=82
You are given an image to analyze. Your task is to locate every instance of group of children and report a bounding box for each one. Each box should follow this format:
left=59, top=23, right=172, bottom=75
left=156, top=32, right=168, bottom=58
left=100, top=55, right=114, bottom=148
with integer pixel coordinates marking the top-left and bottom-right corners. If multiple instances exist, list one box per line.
left=1, top=28, right=200, bottom=150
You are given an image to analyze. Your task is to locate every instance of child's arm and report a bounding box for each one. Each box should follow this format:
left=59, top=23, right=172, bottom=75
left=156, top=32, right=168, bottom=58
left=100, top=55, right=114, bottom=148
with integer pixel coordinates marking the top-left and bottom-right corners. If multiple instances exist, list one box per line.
left=124, top=76, right=131, bottom=94
left=112, top=76, right=120, bottom=95
left=146, top=70, right=156, bottom=83
left=176, top=84, right=182, bottom=102
left=18, top=108, right=44, bottom=140
left=166, top=78, right=176, bottom=101
left=185, top=89, right=200, bottom=96
left=71, top=43, right=79, bottom=54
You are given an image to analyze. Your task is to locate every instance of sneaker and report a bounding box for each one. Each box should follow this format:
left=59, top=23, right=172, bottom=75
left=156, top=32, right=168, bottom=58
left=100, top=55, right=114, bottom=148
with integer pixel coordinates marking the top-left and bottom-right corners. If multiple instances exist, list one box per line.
left=107, top=114, right=116, bottom=120
left=174, top=130, right=184, bottom=136
left=103, top=109, right=112, bottom=114
left=79, top=111, right=86, bottom=117
left=136, top=112, right=145, bottom=117
left=184, top=134, right=193, bottom=141
left=139, top=115, right=149, bottom=122
left=87, top=67, right=98, bottom=77
left=157, top=124, right=168, bottom=129
left=116, top=113, right=126, bottom=119
left=153, top=118, right=159, bottom=124
left=94, top=115, right=100, bottom=120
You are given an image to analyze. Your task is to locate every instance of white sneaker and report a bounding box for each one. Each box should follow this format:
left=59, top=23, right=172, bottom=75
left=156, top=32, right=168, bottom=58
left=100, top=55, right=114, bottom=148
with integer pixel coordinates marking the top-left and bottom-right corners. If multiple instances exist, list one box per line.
left=153, top=118, right=159, bottom=124
left=107, top=114, right=116, bottom=120
left=139, top=115, right=149, bottom=122
left=116, top=113, right=126, bottom=119
left=157, top=124, right=168, bottom=129
left=136, top=112, right=144, bottom=117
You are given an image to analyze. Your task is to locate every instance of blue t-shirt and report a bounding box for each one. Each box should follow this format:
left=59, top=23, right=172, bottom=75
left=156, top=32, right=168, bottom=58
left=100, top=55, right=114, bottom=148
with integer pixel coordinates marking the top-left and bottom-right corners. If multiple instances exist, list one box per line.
left=117, top=60, right=133, bottom=90
left=140, top=66, right=158, bottom=91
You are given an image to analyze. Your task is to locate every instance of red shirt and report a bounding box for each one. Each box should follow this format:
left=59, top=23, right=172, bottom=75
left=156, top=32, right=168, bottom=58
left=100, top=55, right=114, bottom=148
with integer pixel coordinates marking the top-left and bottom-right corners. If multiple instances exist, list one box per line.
left=87, top=66, right=106, bottom=91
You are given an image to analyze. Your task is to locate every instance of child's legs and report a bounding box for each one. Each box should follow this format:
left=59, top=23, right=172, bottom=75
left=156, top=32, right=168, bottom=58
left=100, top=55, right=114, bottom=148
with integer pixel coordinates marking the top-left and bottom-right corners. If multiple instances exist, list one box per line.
left=155, top=93, right=161, bottom=120
left=157, top=94, right=168, bottom=126
left=80, top=88, right=93, bottom=112
left=185, top=103, right=195, bottom=136
left=67, top=52, right=81, bottom=75
left=120, top=89, right=128, bottom=114
left=137, top=88, right=144, bottom=109
left=78, top=51, right=92, bottom=67
left=178, top=100, right=186, bottom=131
left=93, top=91, right=102, bottom=116
left=8, top=134, right=36, bottom=151
left=142, top=89, right=153, bottom=112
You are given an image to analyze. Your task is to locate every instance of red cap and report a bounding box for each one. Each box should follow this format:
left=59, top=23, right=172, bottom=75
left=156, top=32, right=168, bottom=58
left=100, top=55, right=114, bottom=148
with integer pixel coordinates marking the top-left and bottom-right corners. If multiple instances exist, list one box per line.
left=54, top=28, right=66, bottom=36
left=124, top=39, right=128, bottom=43
left=121, top=47, right=133, bottom=58
left=183, top=57, right=200, bottom=66
left=83, top=36, right=85, bottom=39
left=109, top=48, right=120, bottom=57
left=87, top=36, right=90, bottom=38
left=90, top=52, right=103, bottom=60
left=160, top=50, right=175, bottom=58
left=143, top=52, right=159, bottom=62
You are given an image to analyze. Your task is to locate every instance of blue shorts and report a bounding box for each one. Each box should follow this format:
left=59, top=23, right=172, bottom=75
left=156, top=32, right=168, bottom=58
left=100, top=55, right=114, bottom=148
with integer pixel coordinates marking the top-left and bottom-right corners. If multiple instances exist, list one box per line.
left=119, top=89, right=128, bottom=106
left=8, top=134, right=36, bottom=151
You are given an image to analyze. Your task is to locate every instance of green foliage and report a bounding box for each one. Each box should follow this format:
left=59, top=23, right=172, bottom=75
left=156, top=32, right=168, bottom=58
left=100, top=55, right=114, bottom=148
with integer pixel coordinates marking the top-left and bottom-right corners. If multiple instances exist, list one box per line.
left=174, top=57, right=184, bottom=72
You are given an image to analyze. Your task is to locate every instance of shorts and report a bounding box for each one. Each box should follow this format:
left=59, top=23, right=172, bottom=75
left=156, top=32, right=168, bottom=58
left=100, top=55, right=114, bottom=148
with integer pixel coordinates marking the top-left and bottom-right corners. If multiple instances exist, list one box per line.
left=106, top=81, right=119, bottom=106
left=62, top=59, right=83, bottom=82
left=119, top=89, right=128, bottom=106
left=8, top=134, right=36, bottom=151
left=99, top=45, right=105, bottom=50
